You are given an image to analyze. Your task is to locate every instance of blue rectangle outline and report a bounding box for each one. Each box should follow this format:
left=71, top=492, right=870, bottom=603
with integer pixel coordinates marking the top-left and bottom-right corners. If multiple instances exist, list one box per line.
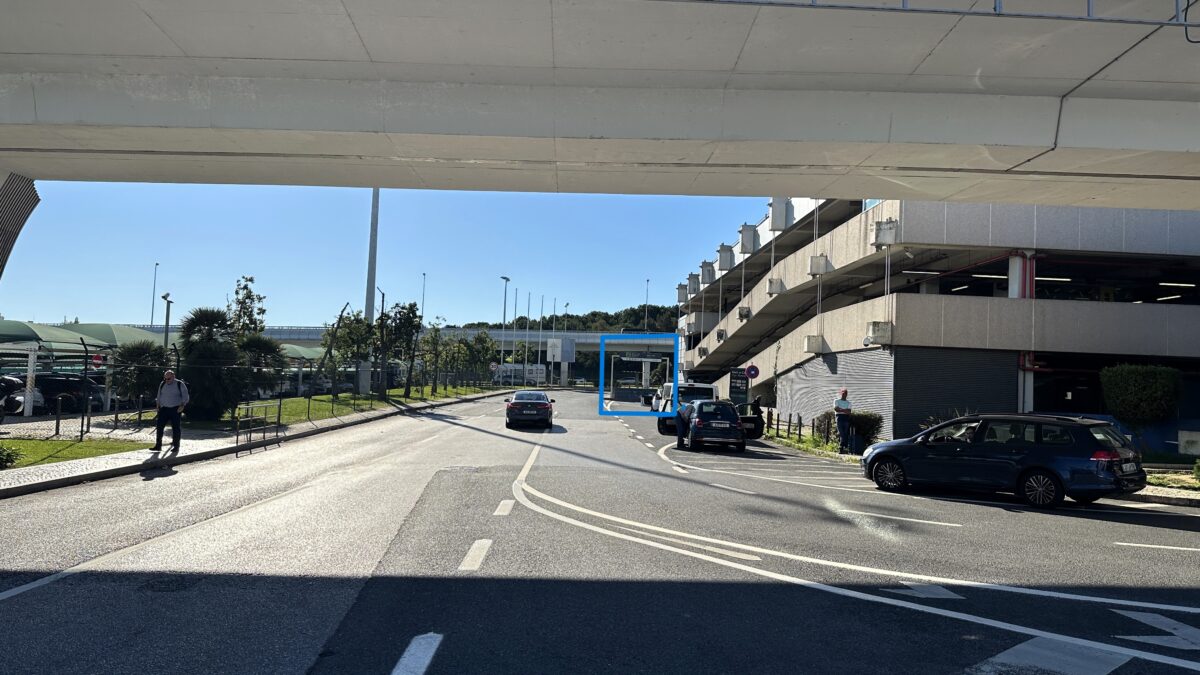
left=597, top=333, right=679, bottom=418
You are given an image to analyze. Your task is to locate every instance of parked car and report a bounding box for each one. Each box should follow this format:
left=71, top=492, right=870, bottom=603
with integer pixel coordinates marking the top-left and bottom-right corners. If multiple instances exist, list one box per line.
left=0, top=375, right=45, bottom=415
left=657, top=400, right=746, bottom=452
left=505, top=390, right=555, bottom=429
left=650, top=382, right=720, bottom=412
left=861, top=414, right=1147, bottom=507
left=33, top=373, right=105, bottom=413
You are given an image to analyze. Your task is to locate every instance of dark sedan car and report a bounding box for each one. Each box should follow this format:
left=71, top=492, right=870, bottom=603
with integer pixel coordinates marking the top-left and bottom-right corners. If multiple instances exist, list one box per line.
left=505, top=390, right=555, bottom=429
left=861, top=414, right=1146, bottom=507
left=658, top=400, right=747, bottom=452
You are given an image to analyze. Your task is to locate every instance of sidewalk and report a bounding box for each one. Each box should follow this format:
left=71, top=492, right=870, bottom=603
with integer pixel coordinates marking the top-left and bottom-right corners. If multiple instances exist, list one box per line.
left=0, top=390, right=510, bottom=499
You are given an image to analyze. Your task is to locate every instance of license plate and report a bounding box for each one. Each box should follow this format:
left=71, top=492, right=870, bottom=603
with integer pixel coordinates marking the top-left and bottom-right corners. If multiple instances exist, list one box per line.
left=1121, top=462, right=1138, bottom=473
left=710, top=422, right=729, bottom=428
left=523, top=410, right=537, bottom=414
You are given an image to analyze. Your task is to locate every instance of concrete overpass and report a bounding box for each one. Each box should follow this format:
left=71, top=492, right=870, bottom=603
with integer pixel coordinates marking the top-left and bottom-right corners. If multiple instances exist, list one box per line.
left=128, top=325, right=676, bottom=354
left=2, top=1, right=1200, bottom=210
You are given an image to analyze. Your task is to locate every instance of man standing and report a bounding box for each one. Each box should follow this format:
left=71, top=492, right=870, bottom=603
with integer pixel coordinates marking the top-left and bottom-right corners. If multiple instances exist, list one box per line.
left=674, top=400, right=688, bottom=449
left=154, top=370, right=190, bottom=452
left=833, top=388, right=852, bottom=454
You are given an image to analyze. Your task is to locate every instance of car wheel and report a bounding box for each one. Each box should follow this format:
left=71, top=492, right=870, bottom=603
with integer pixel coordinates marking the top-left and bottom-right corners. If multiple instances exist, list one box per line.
left=1019, top=470, right=1065, bottom=508
left=872, top=458, right=906, bottom=491
left=687, top=431, right=701, bottom=451
left=505, top=419, right=512, bottom=429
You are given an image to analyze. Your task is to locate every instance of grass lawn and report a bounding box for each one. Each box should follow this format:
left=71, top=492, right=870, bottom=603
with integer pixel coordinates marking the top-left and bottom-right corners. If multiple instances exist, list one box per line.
left=215, top=386, right=503, bottom=428
left=763, top=428, right=858, bottom=464
left=3, top=438, right=147, bottom=469
left=1147, top=472, right=1200, bottom=492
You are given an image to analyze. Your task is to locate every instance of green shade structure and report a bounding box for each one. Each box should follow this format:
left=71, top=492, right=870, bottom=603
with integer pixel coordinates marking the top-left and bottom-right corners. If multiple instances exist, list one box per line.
left=0, top=320, right=107, bottom=354
left=69, top=323, right=164, bottom=348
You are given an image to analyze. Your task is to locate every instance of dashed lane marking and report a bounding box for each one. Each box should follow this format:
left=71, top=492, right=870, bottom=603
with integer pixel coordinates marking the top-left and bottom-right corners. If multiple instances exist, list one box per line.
left=883, top=582, right=964, bottom=600
left=645, top=443, right=656, bottom=449
left=493, top=500, right=515, bottom=516
left=1114, top=542, right=1200, bottom=552
left=457, top=539, right=493, bottom=572
left=635, top=435, right=644, bottom=440
left=391, top=633, right=444, bottom=675
left=837, top=510, right=963, bottom=528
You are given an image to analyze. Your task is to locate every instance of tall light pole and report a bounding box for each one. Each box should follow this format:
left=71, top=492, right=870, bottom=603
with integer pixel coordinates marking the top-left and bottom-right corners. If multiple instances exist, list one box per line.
left=160, top=293, right=173, bottom=350
left=563, top=301, right=570, bottom=385
left=377, top=286, right=386, bottom=395
left=420, top=272, right=427, bottom=320
left=150, top=262, right=159, bottom=325
left=537, top=294, right=545, bottom=372
left=644, top=278, right=650, bottom=332
left=524, top=291, right=531, bottom=382
left=500, top=276, right=510, bottom=378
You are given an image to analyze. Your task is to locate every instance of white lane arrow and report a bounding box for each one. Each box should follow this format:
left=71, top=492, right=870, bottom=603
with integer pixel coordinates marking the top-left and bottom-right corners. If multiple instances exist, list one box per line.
left=882, top=582, right=964, bottom=600
left=1113, top=610, right=1200, bottom=650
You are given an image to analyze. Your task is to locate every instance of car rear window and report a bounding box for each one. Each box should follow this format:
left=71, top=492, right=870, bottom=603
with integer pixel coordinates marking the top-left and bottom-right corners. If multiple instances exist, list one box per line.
left=513, top=392, right=546, bottom=401
left=1089, top=425, right=1130, bottom=450
left=678, top=386, right=715, bottom=401
left=695, top=402, right=738, bottom=421
left=1039, top=424, right=1075, bottom=445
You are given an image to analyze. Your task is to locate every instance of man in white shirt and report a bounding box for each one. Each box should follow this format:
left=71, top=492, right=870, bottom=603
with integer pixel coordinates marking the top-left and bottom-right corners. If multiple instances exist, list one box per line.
left=833, top=388, right=852, bottom=454
left=154, top=370, right=190, bottom=452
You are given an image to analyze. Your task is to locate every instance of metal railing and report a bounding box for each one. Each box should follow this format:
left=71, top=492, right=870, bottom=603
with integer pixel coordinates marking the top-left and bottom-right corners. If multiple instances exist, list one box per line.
left=234, top=400, right=282, bottom=446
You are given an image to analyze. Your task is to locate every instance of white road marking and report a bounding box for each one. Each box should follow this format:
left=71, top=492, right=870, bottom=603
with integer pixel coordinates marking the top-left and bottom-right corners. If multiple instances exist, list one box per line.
left=457, top=539, right=493, bottom=571
left=530, top=454, right=1200, bottom=616
left=612, top=525, right=763, bottom=561
left=710, top=483, right=757, bottom=495
left=1114, top=542, right=1200, bottom=552
left=511, top=476, right=1200, bottom=672
left=493, top=500, right=515, bottom=516
left=1114, top=610, right=1200, bottom=650
left=672, top=466, right=689, bottom=474
left=391, top=632, right=444, bottom=675
left=645, top=443, right=656, bottom=448
left=963, top=637, right=1131, bottom=675
left=838, top=509, right=963, bottom=528
left=883, top=582, right=964, bottom=600
left=635, top=435, right=644, bottom=440
left=826, top=497, right=900, bottom=543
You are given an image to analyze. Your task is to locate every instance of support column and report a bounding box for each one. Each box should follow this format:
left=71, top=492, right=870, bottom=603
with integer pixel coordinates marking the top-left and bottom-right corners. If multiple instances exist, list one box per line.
left=642, top=361, right=651, bottom=388
left=24, top=348, right=35, bottom=417
left=358, top=188, right=380, bottom=394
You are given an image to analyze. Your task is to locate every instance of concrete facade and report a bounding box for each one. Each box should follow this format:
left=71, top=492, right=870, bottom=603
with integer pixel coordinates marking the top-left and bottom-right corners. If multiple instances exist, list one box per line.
left=2, top=2, right=1200, bottom=206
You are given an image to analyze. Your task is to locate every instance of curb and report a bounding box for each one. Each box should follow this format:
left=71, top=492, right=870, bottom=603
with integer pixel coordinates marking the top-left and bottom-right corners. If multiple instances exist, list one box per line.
left=1113, top=491, right=1200, bottom=508
left=0, top=390, right=513, bottom=500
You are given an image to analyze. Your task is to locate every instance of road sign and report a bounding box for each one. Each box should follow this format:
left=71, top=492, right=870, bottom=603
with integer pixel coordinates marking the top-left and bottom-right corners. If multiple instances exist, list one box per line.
left=729, top=368, right=749, bottom=404
left=91, top=354, right=103, bottom=367
left=746, top=364, right=760, bottom=379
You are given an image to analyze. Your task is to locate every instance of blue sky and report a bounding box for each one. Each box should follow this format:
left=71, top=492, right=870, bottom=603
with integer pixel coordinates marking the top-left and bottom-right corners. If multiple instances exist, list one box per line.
left=1, top=182, right=770, bottom=327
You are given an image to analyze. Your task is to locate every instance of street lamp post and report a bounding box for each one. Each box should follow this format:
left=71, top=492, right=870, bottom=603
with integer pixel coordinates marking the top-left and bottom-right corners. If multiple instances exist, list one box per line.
left=160, top=293, right=173, bottom=350
left=150, top=262, right=159, bottom=325
left=500, top=276, right=510, bottom=383
left=644, top=278, right=650, bottom=332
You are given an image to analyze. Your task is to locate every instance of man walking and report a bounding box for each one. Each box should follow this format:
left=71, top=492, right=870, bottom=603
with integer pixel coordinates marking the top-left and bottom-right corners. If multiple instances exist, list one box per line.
left=833, top=388, right=852, bottom=454
left=674, top=400, right=688, bottom=449
left=154, top=370, right=190, bottom=452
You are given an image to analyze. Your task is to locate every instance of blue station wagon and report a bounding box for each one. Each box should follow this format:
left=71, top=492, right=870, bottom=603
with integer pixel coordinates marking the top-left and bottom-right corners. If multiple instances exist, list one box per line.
left=861, top=414, right=1147, bottom=507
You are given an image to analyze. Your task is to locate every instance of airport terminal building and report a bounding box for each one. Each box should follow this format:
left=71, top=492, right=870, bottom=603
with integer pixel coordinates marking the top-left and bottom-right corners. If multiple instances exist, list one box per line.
left=678, top=198, right=1200, bottom=443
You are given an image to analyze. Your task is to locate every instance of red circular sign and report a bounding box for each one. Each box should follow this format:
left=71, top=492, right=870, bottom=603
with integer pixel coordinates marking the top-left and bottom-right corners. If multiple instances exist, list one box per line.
left=91, top=354, right=104, bottom=367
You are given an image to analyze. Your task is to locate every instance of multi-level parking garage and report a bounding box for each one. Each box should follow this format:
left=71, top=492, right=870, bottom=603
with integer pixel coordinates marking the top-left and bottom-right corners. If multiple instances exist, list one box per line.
left=679, top=198, right=1200, bottom=439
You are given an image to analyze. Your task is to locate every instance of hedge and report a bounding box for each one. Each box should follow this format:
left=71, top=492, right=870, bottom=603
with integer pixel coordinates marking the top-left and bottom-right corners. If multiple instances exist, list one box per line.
left=1099, top=364, right=1181, bottom=430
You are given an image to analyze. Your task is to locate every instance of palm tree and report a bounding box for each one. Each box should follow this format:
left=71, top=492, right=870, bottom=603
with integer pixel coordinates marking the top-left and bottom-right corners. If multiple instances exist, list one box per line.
left=180, top=307, right=233, bottom=353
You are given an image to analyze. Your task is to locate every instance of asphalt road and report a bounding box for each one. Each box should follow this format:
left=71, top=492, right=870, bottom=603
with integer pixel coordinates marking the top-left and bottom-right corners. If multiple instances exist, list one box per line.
left=1, top=390, right=1198, bottom=674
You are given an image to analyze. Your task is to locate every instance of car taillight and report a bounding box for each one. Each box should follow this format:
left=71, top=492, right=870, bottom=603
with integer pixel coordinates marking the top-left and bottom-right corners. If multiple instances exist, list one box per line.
left=536, top=403, right=550, bottom=409
left=693, top=418, right=703, bottom=428
left=1091, top=449, right=1121, bottom=462
left=506, top=403, right=517, bottom=409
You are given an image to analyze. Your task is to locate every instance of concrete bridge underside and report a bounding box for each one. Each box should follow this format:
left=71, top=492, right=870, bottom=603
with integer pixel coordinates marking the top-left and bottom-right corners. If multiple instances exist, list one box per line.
left=3, top=1, right=1200, bottom=208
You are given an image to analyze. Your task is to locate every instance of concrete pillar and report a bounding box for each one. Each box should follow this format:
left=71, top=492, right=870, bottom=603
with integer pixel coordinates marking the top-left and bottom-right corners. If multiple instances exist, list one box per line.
left=23, top=348, right=36, bottom=417
left=919, top=280, right=938, bottom=294
left=357, top=188, right=380, bottom=394
left=1007, top=255, right=1023, bottom=299
left=642, top=361, right=651, bottom=388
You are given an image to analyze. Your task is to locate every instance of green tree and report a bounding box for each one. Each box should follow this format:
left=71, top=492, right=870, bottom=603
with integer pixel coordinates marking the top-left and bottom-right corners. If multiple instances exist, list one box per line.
left=113, top=340, right=169, bottom=404
left=227, top=275, right=267, bottom=339
left=178, top=306, right=244, bottom=420
left=240, top=333, right=287, bottom=396
left=320, top=310, right=373, bottom=396
left=179, top=307, right=234, bottom=354
left=1100, top=364, right=1181, bottom=431
left=421, top=317, right=446, bottom=395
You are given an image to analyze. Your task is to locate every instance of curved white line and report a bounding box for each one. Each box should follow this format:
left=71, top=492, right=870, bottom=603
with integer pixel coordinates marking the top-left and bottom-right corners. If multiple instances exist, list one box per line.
left=512, top=474, right=1200, bottom=671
